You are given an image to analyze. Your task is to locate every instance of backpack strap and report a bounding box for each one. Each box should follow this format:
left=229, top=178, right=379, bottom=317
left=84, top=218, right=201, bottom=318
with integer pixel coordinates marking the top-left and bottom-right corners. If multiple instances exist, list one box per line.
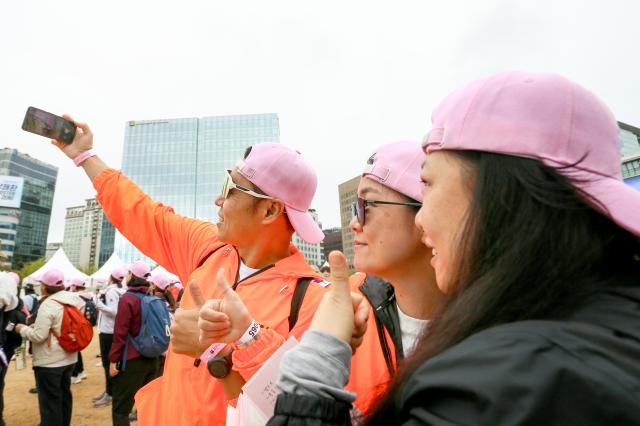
left=288, top=277, right=312, bottom=332
left=196, top=245, right=226, bottom=269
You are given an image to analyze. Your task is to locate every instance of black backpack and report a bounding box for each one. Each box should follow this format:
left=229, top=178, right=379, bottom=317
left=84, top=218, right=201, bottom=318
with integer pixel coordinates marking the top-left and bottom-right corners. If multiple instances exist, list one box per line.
left=80, top=295, right=98, bottom=326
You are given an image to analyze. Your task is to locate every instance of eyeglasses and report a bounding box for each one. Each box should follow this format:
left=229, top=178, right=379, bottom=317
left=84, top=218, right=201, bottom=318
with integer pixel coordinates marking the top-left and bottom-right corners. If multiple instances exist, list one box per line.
left=221, top=169, right=274, bottom=200
left=351, top=196, right=422, bottom=226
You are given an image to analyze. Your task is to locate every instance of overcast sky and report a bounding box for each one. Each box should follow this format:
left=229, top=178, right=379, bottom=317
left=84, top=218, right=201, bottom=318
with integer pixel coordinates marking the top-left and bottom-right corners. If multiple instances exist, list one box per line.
left=1, top=0, right=639, bottom=243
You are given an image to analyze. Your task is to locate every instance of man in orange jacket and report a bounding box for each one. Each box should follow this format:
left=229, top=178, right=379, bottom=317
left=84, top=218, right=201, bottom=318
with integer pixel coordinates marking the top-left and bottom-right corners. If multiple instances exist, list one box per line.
left=52, top=117, right=329, bottom=425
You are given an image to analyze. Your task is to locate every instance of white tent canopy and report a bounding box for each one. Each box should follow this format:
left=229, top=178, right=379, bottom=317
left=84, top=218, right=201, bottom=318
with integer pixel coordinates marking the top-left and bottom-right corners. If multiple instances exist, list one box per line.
left=151, top=265, right=180, bottom=284
left=90, top=253, right=125, bottom=282
left=25, top=248, right=87, bottom=285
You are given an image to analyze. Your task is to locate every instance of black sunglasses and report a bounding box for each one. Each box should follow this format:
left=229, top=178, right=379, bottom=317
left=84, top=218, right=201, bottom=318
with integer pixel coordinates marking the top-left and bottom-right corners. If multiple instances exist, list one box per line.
left=351, top=196, right=422, bottom=226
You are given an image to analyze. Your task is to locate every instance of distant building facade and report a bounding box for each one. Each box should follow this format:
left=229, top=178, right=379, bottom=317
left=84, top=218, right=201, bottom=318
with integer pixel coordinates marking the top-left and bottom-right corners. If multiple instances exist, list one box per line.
left=45, top=242, right=62, bottom=260
left=63, top=198, right=115, bottom=270
left=292, top=209, right=323, bottom=268
left=338, top=176, right=361, bottom=269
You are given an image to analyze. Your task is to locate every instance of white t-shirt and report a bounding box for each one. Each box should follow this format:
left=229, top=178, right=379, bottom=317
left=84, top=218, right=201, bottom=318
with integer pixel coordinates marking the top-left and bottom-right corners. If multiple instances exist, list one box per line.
left=238, top=260, right=261, bottom=282
left=397, top=304, right=429, bottom=357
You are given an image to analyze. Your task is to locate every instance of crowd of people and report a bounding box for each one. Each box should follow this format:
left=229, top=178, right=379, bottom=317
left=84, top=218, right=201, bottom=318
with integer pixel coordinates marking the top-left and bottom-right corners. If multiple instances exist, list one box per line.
left=0, top=261, right=182, bottom=426
left=0, top=70, right=638, bottom=425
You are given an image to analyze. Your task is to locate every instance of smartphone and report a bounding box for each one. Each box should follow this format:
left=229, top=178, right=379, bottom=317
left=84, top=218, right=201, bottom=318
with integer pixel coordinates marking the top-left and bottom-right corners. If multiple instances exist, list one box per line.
left=21, top=106, right=76, bottom=144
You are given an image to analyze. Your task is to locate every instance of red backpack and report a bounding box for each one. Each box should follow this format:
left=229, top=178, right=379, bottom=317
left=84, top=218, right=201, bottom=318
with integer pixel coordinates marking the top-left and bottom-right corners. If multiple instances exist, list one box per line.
left=49, top=300, right=94, bottom=352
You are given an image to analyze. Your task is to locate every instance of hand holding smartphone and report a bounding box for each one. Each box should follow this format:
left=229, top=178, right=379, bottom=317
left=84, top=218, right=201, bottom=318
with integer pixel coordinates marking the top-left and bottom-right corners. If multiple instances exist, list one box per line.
left=21, top=106, right=76, bottom=144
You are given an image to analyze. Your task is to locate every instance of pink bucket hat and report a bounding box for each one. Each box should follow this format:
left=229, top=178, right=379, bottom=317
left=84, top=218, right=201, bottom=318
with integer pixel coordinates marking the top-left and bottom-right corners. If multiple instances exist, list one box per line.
left=129, top=260, right=151, bottom=279
left=110, top=266, right=127, bottom=281
left=235, top=143, right=324, bottom=243
left=40, top=269, right=65, bottom=287
left=423, top=71, right=640, bottom=237
left=363, top=141, right=425, bottom=202
left=150, top=273, right=171, bottom=290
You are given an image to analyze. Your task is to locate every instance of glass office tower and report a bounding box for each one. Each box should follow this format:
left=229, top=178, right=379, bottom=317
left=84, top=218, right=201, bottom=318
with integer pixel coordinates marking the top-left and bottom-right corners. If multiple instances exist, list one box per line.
left=0, top=149, right=58, bottom=267
left=115, top=114, right=279, bottom=264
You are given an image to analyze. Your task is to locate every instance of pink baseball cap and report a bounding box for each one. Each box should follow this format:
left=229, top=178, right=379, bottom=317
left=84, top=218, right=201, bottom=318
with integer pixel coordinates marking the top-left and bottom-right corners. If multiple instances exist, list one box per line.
left=150, top=273, right=170, bottom=290
left=129, top=260, right=151, bottom=279
left=235, top=143, right=324, bottom=243
left=71, top=277, right=86, bottom=288
left=363, top=141, right=425, bottom=202
left=110, top=266, right=127, bottom=281
left=423, top=71, right=640, bottom=238
left=40, top=269, right=65, bottom=288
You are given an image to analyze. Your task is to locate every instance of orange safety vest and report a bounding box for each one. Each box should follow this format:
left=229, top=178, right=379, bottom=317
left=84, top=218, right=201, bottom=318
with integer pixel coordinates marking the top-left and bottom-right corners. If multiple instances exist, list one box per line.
left=346, top=273, right=399, bottom=418
left=93, top=169, right=328, bottom=426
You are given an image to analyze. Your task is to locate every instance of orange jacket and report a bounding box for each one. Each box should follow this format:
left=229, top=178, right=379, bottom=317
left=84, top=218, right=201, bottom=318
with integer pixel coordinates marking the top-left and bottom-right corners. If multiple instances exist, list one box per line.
left=93, top=169, right=328, bottom=426
left=345, top=273, right=399, bottom=418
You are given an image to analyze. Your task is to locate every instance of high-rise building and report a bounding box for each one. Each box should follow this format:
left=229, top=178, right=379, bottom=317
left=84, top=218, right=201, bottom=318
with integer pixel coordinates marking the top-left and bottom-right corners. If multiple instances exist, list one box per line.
left=321, top=227, right=343, bottom=261
left=0, top=149, right=58, bottom=268
left=115, top=114, right=280, bottom=264
left=63, top=198, right=115, bottom=270
left=338, top=176, right=361, bottom=269
left=292, top=209, right=323, bottom=268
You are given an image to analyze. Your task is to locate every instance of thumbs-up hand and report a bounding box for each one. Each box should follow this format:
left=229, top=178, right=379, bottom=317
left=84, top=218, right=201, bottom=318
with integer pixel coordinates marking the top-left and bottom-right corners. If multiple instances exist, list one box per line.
left=310, top=251, right=370, bottom=353
left=170, top=280, right=210, bottom=357
left=198, top=269, right=253, bottom=346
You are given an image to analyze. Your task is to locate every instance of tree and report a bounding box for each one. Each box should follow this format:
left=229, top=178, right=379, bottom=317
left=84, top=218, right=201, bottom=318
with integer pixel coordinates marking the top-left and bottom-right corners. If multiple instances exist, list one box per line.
left=13, top=257, right=46, bottom=283
left=79, top=265, right=98, bottom=276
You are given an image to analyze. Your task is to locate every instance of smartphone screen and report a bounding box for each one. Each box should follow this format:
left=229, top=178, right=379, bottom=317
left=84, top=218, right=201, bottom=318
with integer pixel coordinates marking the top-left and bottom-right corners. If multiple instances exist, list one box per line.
left=21, top=107, right=76, bottom=144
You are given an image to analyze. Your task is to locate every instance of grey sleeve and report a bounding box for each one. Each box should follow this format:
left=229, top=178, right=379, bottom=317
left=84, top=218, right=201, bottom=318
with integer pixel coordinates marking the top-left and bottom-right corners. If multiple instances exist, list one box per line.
left=276, top=330, right=356, bottom=403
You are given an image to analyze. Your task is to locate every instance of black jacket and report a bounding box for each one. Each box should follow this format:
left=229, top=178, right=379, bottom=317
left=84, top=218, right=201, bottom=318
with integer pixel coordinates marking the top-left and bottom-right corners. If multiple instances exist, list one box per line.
left=1, top=299, right=26, bottom=360
left=269, top=279, right=640, bottom=425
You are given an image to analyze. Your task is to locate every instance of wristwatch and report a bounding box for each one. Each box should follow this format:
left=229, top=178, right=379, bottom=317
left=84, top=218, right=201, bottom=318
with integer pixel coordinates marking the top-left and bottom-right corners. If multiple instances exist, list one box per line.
left=207, top=348, right=234, bottom=379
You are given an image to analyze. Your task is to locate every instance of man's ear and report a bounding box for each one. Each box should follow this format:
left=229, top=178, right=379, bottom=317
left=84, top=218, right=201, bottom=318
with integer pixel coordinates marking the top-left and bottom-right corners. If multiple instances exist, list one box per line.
left=262, top=199, right=286, bottom=225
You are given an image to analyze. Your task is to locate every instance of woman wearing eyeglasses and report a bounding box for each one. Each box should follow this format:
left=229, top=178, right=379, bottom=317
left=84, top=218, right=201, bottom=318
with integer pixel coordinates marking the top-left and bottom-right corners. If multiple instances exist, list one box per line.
left=345, top=141, right=444, bottom=419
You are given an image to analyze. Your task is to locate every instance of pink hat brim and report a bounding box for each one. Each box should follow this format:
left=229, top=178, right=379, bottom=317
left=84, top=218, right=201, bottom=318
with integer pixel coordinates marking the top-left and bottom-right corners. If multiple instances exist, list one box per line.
left=285, top=206, right=325, bottom=244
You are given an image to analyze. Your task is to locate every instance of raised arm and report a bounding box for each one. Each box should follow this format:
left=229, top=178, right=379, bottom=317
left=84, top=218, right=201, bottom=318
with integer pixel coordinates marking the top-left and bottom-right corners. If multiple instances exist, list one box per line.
left=51, top=116, right=222, bottom=279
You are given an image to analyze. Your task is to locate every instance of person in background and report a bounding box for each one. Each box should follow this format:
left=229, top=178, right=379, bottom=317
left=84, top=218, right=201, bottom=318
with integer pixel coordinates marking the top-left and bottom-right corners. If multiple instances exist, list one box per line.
left=93, top=266, right=127, bottom=408
left=148, top=272, right=175, bottom=376
left=149, top=273, right=176, bottom=313
left=166, top=281, right=180, bottom=308
left=70, top=277, right=91, bottom=384
left=0, top=272, right=22, bottom=426
left=22, top=283, right=38, bottom=317
left=16, top=269, right=84, bottom=426
left=109, top=261, right=159, bottom=426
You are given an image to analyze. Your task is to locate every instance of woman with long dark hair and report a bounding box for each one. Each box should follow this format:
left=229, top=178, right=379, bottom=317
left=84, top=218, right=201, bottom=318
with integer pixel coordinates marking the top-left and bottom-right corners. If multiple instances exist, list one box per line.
left=265, top=72, right=640, bottom=424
